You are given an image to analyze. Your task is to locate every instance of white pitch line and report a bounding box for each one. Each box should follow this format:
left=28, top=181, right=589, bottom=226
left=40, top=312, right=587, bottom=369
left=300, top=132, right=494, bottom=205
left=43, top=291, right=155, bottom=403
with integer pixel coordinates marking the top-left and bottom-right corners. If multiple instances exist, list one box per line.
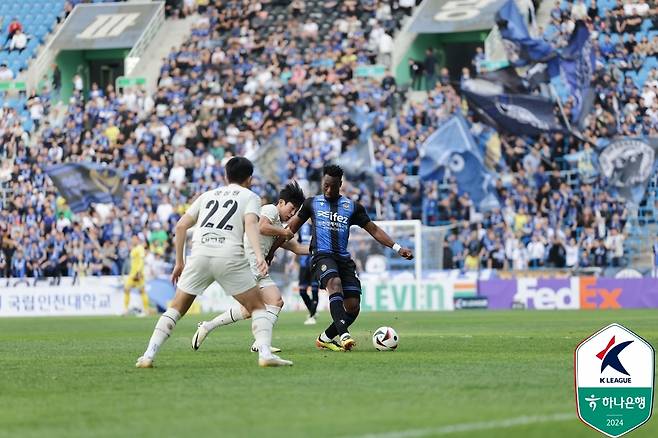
left=347, top=413, right=574, bottom=438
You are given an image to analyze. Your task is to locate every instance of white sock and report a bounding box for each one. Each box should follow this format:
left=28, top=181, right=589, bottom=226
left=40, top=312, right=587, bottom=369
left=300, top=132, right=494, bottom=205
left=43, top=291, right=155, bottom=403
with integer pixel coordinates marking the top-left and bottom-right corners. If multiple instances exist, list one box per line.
left=143, top=308, right=180, bottom=360
left=205, top=305, right=246, bottom=331
left=319, top=332, right=333, bottom=343
left=265, top=304, right=281, bottom=321
left=251, top=308, right=277, bottom=357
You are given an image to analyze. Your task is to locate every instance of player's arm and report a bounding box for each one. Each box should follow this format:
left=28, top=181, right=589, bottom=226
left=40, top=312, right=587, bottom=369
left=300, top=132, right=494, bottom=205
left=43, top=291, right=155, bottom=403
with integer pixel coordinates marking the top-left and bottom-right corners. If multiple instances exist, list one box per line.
left=351, top=202, right=412, bottom=259
left=266, top=198, right=312, bottom=263
left=363, top=221, right=413, bottom=260
left=259, top=214, right=294, bottom=240
left=281, top=240, right=309, bottom=255
left=171, top=213, right=196, bottom=284
left=245, top=212, right=267, bottom=276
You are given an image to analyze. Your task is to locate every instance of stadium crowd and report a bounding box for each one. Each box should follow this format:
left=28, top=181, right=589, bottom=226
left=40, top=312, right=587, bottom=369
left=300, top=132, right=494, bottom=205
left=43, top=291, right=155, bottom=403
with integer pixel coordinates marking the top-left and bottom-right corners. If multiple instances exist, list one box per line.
left=1, top=0, right=654, bottom=284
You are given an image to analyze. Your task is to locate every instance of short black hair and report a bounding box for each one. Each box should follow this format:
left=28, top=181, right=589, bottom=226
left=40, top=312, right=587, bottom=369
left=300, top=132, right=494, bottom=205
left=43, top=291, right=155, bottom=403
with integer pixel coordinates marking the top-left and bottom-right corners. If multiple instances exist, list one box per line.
left=279, top=180, right=305, bottom=208
left=323, top=164, right=343, bottom=178
left=225, top=156, right=254, bottom=184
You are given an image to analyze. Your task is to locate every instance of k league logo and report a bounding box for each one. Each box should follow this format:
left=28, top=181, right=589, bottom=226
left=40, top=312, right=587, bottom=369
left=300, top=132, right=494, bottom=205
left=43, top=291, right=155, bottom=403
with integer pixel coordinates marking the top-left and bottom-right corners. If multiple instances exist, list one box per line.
left=575, top=323, right=655, bottom=437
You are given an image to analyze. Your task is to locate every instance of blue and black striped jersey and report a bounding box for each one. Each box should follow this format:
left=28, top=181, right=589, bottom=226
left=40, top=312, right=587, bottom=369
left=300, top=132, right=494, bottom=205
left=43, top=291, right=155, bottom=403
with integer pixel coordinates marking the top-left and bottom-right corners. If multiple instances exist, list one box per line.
left=296, top=194, right=371, bottom=258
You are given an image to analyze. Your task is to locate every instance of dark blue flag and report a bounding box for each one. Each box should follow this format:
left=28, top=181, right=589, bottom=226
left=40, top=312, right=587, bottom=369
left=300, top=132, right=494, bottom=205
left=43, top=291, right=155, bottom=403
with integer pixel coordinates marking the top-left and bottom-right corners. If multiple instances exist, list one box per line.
left=45, top=163, right=124, bottom=213
left=496, top=0, right=557, bottom=73
left=559, top=20, right=595, bottom=123
left=420, top=115, right=499, bottom=210
left=462, top=88, right=565, bottom=137
left=598, top=138, right=657, bottom=204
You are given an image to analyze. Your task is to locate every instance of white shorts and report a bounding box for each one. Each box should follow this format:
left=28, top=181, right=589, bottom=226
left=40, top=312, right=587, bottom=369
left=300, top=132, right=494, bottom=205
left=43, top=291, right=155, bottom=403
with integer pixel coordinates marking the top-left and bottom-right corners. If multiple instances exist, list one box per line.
left=177, top=255, right=256, bottom=296
left=249, top=259, right=276, bottom=289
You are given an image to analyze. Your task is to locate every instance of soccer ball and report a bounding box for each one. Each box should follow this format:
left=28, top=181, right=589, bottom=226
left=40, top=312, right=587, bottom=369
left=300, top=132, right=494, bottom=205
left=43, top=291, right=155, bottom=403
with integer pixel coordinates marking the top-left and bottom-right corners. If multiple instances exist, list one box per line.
left=372, top=326, right=398, bottom=351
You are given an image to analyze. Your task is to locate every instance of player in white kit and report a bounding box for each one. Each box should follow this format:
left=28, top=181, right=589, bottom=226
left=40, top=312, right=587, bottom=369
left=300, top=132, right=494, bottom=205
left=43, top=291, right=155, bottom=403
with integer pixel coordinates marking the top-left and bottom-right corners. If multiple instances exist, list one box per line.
left=135, top=157, right=292, bottom=368
left=191, top=181, right=308, bottom=352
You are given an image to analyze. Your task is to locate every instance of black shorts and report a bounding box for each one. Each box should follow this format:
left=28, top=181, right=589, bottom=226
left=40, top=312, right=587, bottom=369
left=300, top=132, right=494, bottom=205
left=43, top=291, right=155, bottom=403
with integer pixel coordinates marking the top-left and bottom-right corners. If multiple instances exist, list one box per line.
left=298, top=262, right=313, bottom=288
left=312, top=254, right=362, bottom=297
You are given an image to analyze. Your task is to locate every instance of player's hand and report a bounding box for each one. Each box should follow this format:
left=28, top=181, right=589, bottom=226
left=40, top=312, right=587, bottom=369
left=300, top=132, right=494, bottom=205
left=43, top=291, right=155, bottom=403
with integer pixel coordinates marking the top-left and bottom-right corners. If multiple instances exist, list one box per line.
left=256, top=257, right=268, bottom=277
left=281, top=228, right=294, bottom=241
left=171, top=263, right=184, bottom=285
left=398, top=247, right=414, bottom=260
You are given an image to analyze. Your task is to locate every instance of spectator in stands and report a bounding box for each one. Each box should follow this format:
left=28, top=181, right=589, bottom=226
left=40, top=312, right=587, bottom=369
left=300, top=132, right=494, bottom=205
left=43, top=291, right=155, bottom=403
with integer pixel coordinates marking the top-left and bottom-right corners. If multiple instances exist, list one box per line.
left=4, top=18, right=22, bottom=46
left=409, top=58, right=422, bottom=90
left=605, top=228, right=625, bottom=267
left=472, top=47, right=485, bottom=74
left=0, top=63, right=14, bottom=81
left=9, top=30, right=28, bottom=53
left=424, top=48, right=437, bottom=91
left=527, top=234, right=546, bottom=268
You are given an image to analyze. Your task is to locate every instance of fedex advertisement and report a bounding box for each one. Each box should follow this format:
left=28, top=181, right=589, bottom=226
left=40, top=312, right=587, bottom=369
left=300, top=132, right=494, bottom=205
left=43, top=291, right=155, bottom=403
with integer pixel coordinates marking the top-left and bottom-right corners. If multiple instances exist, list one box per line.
left=479, top=277, right=658, bottom=310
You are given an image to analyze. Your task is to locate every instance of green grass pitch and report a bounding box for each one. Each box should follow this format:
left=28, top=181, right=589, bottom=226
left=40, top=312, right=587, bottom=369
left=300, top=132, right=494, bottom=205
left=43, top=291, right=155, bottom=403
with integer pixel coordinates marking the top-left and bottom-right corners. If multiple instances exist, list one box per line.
left=1, top=310, right=656, bottom=438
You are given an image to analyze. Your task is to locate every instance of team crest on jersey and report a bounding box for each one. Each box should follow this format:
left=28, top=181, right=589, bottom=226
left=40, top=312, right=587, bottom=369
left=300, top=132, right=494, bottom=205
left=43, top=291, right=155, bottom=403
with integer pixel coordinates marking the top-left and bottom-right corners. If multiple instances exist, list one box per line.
left=343, top=201, right=350, bottom=209
left=321, top=264, right=327, bottom=272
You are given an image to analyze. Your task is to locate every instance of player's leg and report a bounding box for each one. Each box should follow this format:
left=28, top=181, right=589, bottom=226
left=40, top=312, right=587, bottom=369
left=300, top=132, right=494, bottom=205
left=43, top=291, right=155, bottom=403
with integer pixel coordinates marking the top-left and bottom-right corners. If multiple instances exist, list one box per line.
left=210, top=257, right=291, bottom=366
left=136, top=256, right=210, bottom=368
left=322, top=293, right=361, bottom=340
left=314, top=256, right=355, bottom=350
left=310, top=280, right=319, bottom=317
left=138, top=285, right=150, bottom=317
left=318, top=258, right=361, bottom=351
left=123, top=275, right=134, bottom=314
left=135, top=288, right=196, bottom=368
left=194, top=281, right=284, bottom=353
left=298, top=264, right=315, bottom=322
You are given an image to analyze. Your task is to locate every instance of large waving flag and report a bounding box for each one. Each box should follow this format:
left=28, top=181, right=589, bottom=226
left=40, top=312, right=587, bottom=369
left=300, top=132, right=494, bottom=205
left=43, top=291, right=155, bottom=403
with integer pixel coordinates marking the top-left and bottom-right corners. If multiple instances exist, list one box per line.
left=45, top=163, right=124, bottom=213
left=420, top=115, right=499, bottom=210
left=462, top=82, right=566, bottom=137
left=495, top=0, right=557, bottom=74
left=559, top=20, right=595, bottom=124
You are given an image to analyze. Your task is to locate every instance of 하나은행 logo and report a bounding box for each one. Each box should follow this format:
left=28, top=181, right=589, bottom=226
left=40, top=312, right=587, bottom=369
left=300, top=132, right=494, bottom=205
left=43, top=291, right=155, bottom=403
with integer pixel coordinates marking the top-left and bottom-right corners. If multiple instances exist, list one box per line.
left=575, top=323, right=655, bottom=437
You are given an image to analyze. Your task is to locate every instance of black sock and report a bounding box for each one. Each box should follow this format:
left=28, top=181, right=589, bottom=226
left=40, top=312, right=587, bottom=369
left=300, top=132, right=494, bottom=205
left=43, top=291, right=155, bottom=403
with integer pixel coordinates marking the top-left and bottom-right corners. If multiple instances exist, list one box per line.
left=299, top=289, right=314, bottom=314
left=310, top=283, right=319, bottom=316
left=323, top=311, right=359, bottom=340
left=328, top=293, right=348, bottom=335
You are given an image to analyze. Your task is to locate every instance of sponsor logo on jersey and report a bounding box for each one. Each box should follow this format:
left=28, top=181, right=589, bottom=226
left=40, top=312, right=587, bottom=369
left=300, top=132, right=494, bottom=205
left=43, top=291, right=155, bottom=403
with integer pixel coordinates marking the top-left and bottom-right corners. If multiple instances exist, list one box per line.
left=317, top=210, right=349, bottom=224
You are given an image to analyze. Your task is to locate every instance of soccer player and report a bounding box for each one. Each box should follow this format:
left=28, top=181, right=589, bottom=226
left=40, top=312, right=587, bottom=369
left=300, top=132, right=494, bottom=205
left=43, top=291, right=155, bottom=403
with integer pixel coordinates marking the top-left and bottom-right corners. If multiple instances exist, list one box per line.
left=124, top=235, right=149, bottom=316
left=191, top=181, right=308, bottom=352
left=267, top=165, right=413, bottom=351
left=135, top=157, right=292, bottom=368
left=298, top=222, right=319, bottom=325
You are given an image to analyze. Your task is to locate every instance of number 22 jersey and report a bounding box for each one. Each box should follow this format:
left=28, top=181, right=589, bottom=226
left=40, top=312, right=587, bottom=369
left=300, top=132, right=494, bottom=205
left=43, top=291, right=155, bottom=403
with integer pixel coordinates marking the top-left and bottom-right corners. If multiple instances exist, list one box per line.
left=185, top=183, right=261, bottom=258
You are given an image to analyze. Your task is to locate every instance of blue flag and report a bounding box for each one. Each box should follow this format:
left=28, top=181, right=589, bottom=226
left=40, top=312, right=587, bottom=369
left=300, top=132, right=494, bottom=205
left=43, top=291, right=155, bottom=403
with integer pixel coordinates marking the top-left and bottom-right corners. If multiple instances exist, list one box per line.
left=420, top=115, right=499, bottom=210
left=598, top=138, right=657, bottom=204
left=45, top=163, right=124, bottom=213
left=559, top=20, right=595, bottom=123
left=496, top=0, right=557, bottom=73
left=462, top=88, right=565, bottom=137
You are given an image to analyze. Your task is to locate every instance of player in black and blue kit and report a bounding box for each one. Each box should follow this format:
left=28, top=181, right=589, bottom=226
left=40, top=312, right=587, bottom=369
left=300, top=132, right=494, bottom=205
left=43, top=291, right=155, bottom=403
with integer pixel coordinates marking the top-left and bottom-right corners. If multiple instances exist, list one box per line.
left=269, top=165, right=413, bottom=351
left=298, top=223, right=319, bottom=325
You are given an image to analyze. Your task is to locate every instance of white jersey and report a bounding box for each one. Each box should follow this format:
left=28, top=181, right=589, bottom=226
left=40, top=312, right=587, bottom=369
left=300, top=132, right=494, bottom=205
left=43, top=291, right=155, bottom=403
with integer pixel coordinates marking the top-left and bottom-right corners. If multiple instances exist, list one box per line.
left=185, top=184, right=261, bottom=258
left=244, top=204, right=280, bottom=263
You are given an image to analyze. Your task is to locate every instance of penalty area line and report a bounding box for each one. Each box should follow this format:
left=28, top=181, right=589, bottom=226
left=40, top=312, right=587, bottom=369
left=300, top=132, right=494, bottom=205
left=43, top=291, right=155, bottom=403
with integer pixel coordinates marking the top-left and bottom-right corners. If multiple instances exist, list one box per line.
left=346, top=412, right=574, bottom=438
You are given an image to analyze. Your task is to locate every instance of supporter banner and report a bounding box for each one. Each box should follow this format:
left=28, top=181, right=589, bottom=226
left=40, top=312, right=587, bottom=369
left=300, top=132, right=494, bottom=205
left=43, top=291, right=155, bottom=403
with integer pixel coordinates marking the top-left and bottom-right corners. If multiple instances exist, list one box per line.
left=53, top=2, right=161, bottom=50
left=598, top=138, right=656, bottom=204
left=559, top=20, right=594, bottom=122
left=495, top=0, right=557, bottom=69
left=0, top=277, right=123, bottom=317
left=462, top=88, right=565, bottom=136
left=408, top=0, right=506, bottom=33
left=479, top=277, right=658, bottom=310
left=45, top=163, right=124, bottom=213
left=420, top=114, right=499, bottom=210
